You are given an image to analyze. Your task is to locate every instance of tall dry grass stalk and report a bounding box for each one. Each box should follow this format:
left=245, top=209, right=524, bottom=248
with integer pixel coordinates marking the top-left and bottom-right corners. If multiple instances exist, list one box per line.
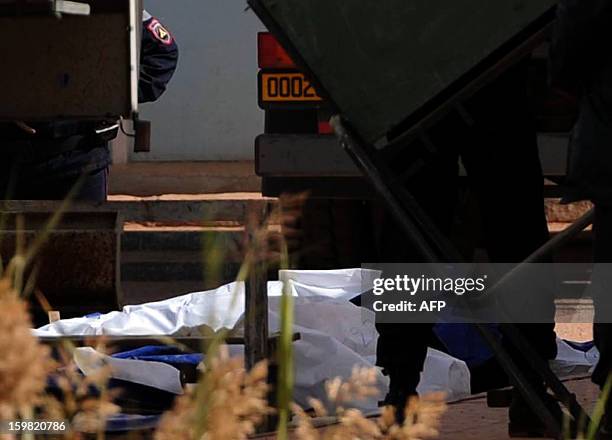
left=207, top=196, right=297, bottom=438
left=155, top=346, right=272, bottom=440
left=41, top=344, right=118, bottom=434
left=0, top=264, right=117, bottom=436
left=0, top=276, right=53, bottom=420
left=155, top=355, right=446, bottom=440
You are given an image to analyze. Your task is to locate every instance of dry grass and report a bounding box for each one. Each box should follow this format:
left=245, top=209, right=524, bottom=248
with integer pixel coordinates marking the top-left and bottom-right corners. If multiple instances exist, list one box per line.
left=156, top=357, right=446, bottom=440
left=0, top=276, right=53, bottom=420
left=155, top=346, right=272, bottom=440
left=292, top=366, right=447, bottom=440
left=0, top=268, right=117, bottom=437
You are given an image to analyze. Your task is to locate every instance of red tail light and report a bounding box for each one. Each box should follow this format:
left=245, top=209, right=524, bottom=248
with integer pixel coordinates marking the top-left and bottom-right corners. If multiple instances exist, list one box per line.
left=318, top=121, right=333, bottom=134
left=258, top=32, right=296, bottom=69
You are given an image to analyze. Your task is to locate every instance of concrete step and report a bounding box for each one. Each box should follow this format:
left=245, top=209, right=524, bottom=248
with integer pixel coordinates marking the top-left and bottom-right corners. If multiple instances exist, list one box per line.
left=121, top=228, right=244, bottom=252
left=112, top=193, right=276, bottom=226
left=120, top=228, right=244, bottom=285
left=109, top=162, right=261, bottom=196
left=121, top=247, right=242, bottom=282
left=4, top=197, right=586, bottom=228
left=120, top=220, right=245, bottom=282
left=121, top=281, right=214, bottom=305
left=1, top=193, right=277, bottom=227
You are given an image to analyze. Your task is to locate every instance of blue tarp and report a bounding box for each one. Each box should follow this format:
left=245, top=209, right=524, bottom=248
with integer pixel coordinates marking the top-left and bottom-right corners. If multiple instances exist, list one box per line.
left=113, top=345, right=203, bottom=366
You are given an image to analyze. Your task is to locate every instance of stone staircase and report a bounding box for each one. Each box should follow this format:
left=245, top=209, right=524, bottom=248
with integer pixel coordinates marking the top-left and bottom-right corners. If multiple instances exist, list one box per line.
left=120, top=227, right=246, bottom=305
left=110, top=193, right=276, bottom=305
left=115, top=195, right=594, bottom=306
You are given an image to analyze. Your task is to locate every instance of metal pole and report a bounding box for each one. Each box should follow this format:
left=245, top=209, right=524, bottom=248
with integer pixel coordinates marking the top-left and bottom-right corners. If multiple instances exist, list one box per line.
left=478, top=324, right=563, bottom=439
left=244, top=203, right=270, bottom=370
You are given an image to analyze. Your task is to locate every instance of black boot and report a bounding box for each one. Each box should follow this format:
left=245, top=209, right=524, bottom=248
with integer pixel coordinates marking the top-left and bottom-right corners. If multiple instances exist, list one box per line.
left=508, top=388, right=571, bottom=438
left=380, top=368, right=419, bottom=424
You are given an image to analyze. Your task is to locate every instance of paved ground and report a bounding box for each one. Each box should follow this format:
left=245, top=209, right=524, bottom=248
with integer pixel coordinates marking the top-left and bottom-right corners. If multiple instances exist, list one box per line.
left=258, top=377, right=600, bottom=440
left=437, top=377, right=599, bottom=440
left=441, top=321, right=599, bottom=439
left=256, top=323, right=599, bottom=440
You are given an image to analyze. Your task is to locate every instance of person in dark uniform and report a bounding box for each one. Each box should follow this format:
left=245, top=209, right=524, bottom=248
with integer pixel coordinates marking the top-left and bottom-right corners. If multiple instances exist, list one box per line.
left=378, top=58, right=559, bottom=436
left=0, top=11, right=178, bottom=202
left=552, top=1, right=612, bottom=437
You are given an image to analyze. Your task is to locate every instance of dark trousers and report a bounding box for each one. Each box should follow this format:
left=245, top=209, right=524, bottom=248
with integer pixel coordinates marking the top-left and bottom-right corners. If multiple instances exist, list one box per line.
left=0, top=144, right=110, bottom=202
left=376, top=62, right=556, bottom=390
left=0, top=167, right=108, bottom=202
left=592, top=205, right=612, bottom=389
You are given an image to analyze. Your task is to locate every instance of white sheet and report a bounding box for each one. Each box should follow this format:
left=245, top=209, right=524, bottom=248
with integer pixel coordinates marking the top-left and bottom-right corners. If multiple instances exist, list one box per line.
left=36, top=269, right=472, bottom=410
left=74, top=347, right=184, bottom=395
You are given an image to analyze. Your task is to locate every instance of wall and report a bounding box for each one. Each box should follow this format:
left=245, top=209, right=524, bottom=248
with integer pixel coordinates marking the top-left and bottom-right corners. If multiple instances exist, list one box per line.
left=131, top=0, right=265, bottom=161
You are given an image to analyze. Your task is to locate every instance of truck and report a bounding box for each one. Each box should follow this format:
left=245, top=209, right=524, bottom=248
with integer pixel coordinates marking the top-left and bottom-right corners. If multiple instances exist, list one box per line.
left=254, top=30, right=578, bottom=267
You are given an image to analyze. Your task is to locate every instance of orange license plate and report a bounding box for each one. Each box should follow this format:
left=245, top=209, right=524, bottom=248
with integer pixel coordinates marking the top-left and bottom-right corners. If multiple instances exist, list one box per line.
left=260, top=72, right=322, bottom=103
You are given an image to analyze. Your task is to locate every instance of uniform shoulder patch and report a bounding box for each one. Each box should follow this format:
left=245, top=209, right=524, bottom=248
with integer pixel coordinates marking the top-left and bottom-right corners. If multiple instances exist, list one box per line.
left=147, top=18, right=173, bottom=45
